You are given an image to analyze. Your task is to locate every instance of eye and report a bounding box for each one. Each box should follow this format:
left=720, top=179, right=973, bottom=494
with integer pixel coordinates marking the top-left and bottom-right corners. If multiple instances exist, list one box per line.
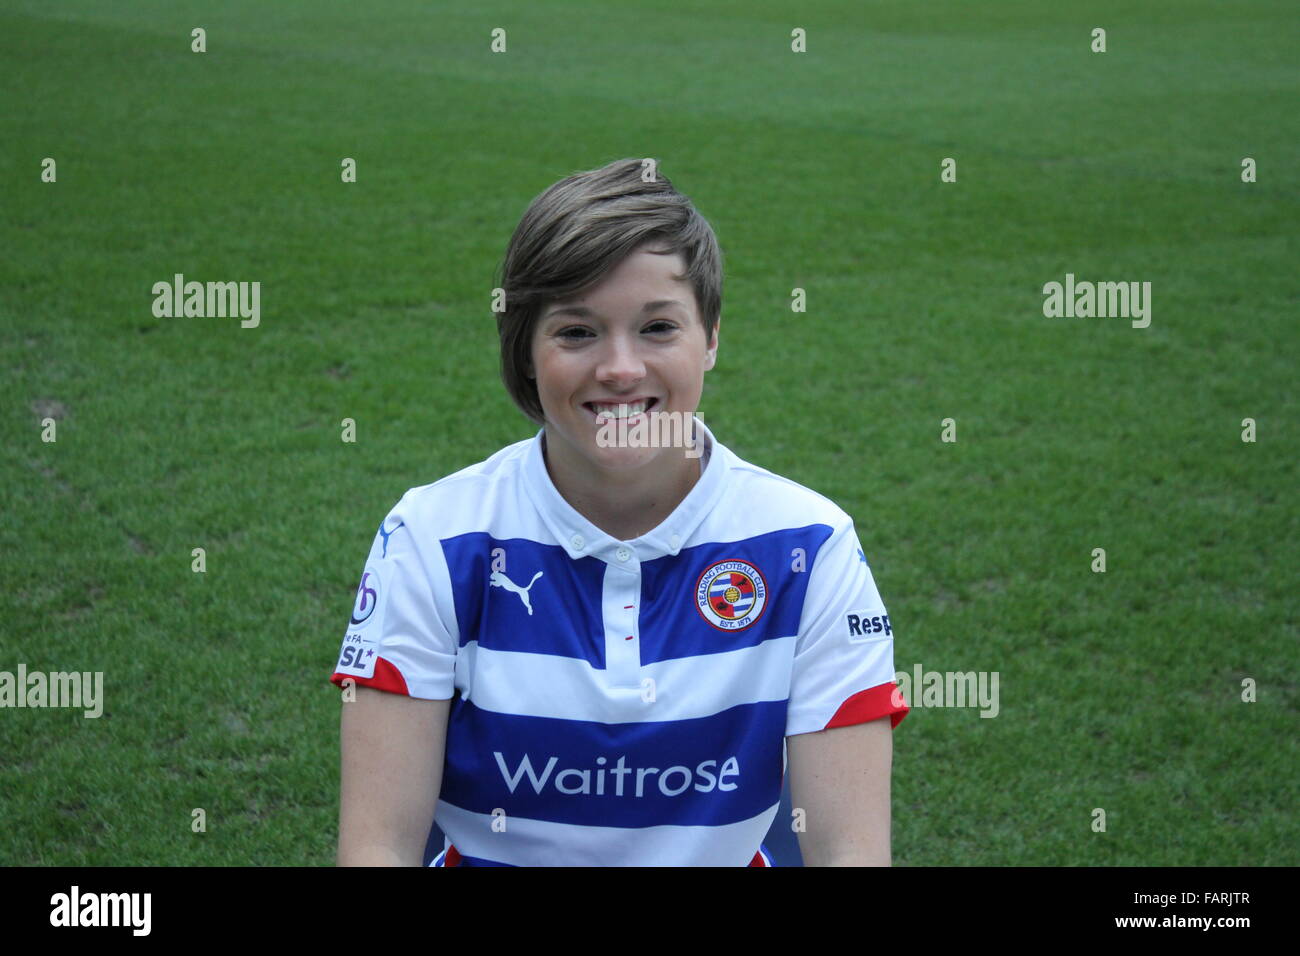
left=556, top=326, right=594, bottom=340
left=644, top=320, right=677, bottom=334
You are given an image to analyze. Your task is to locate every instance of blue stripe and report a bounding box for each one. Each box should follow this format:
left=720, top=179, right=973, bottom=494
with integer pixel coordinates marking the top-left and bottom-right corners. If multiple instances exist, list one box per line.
left=441, top=532, right=609, bottom=667
left=454, top=853, right=516, bottom=867
left=439, top=696, right=787, bottom=828
left=638, top=524, right=833, bottom=665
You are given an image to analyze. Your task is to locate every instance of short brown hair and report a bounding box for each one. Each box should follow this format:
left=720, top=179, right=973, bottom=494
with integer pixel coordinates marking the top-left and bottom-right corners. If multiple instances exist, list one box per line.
left=495, top=158, right=723, bottom=426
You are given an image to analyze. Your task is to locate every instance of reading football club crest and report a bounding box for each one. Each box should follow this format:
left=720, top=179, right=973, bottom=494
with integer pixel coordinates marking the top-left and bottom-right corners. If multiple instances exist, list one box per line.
left=695, top=559, right=767, bottom=631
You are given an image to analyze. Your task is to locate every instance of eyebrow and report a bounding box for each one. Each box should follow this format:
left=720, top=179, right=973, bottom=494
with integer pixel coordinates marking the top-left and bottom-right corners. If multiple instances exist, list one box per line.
left=543, top=299, right=688, bottom=320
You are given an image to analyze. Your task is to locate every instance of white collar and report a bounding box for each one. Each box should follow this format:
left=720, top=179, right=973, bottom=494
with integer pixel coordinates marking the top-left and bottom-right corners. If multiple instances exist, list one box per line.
left=521, top=416, right=727, bottom=562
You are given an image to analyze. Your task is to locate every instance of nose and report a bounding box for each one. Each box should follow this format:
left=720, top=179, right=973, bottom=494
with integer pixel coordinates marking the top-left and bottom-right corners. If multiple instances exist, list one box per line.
left=595, top=329, right=646, bottom=388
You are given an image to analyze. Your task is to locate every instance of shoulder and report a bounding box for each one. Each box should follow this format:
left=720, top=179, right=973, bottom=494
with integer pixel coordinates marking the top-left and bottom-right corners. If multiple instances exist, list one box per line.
left=379, top=434, right=535, bottom=538
left=714, top=440, right=854, bottom=536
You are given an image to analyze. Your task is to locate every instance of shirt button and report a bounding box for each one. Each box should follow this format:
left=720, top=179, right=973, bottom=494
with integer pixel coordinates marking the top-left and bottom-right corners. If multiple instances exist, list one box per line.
left=570, top=534, right=585, bottom=550
left=616, top=547, right=631, bottom=562
left=669, top=534, right=681, bottom=550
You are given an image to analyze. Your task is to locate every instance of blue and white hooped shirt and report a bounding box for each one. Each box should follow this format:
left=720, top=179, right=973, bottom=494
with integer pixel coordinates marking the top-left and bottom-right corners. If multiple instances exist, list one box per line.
left=331, top=417, right=908, bottom=866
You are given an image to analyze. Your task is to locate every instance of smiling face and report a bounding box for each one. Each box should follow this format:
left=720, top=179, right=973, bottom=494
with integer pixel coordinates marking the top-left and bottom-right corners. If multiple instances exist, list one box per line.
left=530, top=245, right=718, bottom=480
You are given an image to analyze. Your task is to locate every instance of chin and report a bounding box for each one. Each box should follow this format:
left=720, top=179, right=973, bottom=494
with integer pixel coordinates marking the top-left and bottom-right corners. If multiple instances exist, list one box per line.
left=585, top=442, right=666, bottom=472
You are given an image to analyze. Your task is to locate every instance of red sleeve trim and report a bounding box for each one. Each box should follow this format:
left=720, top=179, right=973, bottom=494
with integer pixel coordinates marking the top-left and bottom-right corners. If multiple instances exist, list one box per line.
left=825, top=681, right=909, bottom=730
left=329, top=656, right=410, bottom=696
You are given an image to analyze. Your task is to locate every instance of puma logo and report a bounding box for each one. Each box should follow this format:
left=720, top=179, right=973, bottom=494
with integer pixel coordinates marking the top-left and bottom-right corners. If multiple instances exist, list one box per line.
left=490, top=570, right=544, bottom=616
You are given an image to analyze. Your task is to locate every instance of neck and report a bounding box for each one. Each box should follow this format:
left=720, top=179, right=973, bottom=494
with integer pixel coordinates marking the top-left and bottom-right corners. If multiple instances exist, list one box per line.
left=542, top=431, right=705, bottom=542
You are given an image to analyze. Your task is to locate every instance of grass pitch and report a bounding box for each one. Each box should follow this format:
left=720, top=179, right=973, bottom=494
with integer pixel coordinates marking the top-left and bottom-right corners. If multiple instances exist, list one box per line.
left=1, top=0, right=1295, bottom=865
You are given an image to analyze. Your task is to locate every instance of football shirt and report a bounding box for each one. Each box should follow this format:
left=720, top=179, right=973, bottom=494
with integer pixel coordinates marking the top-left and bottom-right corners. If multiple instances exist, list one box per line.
left=331, top=417, right=907, bottom=865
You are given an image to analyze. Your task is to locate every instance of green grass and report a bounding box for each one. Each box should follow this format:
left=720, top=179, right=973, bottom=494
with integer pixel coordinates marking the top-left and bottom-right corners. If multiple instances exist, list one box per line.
left=1, top=0, right=1295, bottom=865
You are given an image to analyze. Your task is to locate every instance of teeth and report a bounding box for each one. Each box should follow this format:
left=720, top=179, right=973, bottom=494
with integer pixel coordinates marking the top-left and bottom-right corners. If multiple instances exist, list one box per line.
left=591, top=400, right=648, bottom=418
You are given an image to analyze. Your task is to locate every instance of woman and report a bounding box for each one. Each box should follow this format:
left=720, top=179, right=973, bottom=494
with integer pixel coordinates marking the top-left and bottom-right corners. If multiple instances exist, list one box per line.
left=333, top=158, right=907, bottom=866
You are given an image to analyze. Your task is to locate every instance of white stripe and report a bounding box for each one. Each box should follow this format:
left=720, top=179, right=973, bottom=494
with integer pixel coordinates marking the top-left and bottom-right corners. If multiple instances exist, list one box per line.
left=462, top=635, right=798, bottom=723
left=436, top=799, right=778, bottom=866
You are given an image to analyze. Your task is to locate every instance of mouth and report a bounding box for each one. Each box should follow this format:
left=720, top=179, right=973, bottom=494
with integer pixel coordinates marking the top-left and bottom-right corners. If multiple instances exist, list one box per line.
left=583, top=397, right=659, bottom=424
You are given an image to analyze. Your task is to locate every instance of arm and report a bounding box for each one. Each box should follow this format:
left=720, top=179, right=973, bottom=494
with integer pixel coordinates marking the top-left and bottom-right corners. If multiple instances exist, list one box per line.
left=338, top=685, right=452, bottom=866
left=786, top=715, right=893, bottom=866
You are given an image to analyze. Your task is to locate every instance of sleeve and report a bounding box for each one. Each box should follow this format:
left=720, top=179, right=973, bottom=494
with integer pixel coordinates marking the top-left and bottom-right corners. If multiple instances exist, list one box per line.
left=328, top=495, right=458, bottom=699
left=784, top=515, right=908, bottom=736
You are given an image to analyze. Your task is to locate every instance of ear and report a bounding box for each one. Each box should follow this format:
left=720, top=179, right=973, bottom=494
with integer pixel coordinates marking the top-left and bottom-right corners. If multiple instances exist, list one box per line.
left=703, top=317, right=720, bottom=371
